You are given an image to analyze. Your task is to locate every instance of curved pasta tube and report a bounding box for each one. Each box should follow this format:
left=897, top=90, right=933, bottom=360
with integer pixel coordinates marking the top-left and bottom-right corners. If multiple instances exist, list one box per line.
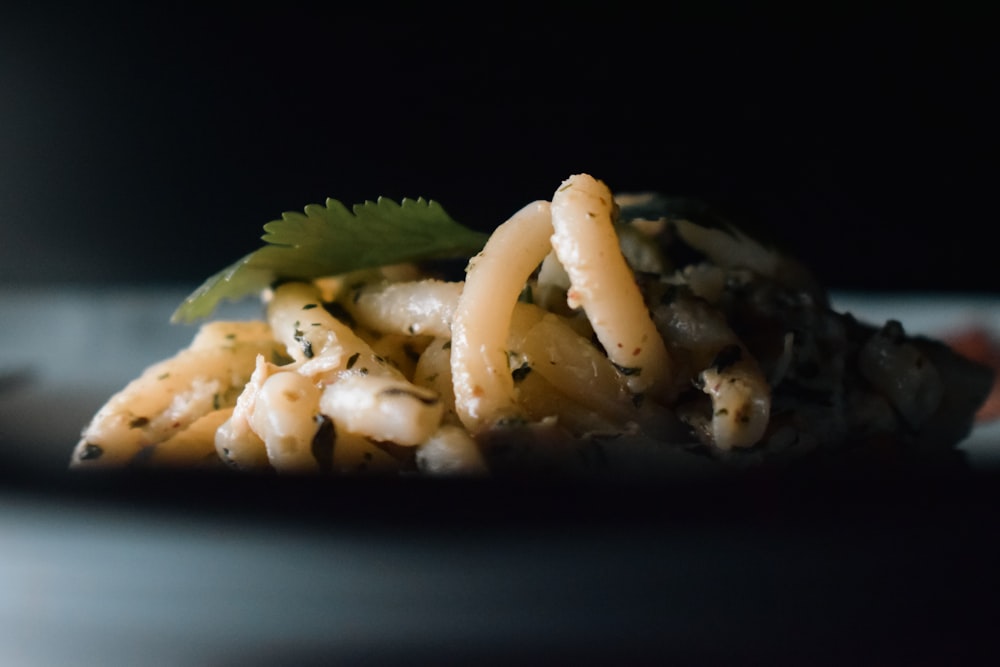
left=215, top=417, right=269, bottom=471
left=251, top=370, right=324, bottom=473
left=268, top=281, right=410, bottom=383
left=450, top=200, right=553, bottom=431
left=415, top=424, right=489, bottom=476
left=697, top=344, right=771, bottom=450
left=146, top=407, right=233, bottom=468
left=347, top=279, right=461, bottom=338
left=318, top=374, right=443, bottom=446
left=321, top=428, right=402, bottom=475
left=651, top=291, right=771, bottom=449
left=71, top=321, right=283, bottom=469
left=215, top=354, right=274, bottom=471
left=514, top=368, right=622, bottom=434
left=514, top=312, right=634, bottom=424
left=550, top=174, right=672, bottom=397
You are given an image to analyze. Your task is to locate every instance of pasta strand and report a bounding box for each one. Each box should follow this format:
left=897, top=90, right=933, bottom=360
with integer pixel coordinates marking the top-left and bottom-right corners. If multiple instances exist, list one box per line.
left=450, top=200, right=553, bottom=431
left=550, top=174, right=673, bottom=397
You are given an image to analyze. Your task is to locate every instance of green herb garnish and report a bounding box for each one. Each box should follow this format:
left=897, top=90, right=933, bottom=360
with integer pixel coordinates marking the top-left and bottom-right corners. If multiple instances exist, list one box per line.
left=171, top=197, right=489, bottom=323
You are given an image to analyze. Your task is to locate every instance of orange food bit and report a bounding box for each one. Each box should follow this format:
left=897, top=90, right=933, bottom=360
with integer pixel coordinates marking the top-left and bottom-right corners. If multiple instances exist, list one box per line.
left=944, top=326, right=1000, bottom=423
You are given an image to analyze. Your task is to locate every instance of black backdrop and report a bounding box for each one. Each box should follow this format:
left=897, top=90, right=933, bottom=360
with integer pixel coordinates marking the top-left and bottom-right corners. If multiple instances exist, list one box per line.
left=2, top=6, right=995, bottom=293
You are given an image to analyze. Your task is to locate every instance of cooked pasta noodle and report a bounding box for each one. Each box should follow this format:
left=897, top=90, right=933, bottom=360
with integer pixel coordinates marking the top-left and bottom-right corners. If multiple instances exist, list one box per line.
left=550, top=174, right=673, bottom=398
left=251, top=369, right=324, bottom=473
left=450, top=200, right=553, bottom=431
left=148, top=407, right=234, bottom=468
left=215, top=353, right=274, bottom=470
left=348, top=279, right=461, bottom=338
left=70, top=321, right=285, bottom=468
left=318, top=374, right=443, bottom=446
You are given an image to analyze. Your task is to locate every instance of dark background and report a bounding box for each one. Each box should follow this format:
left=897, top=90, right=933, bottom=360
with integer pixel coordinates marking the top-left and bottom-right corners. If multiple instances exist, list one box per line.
left=4, top=11, right=1000, bottom=662
left=2, top=6, right=995, bottom=293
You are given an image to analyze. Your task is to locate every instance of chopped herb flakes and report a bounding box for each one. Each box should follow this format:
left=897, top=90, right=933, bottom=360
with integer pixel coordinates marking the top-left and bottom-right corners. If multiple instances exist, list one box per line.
left=79, top=443, right=104, bottom=461
left=511, top=363, right=532, bottom=382
left=612, top=361, right=641, bottom=376
left=293, top=321, right=314, bottom=359
left=378, top=387, right=439, bottom=405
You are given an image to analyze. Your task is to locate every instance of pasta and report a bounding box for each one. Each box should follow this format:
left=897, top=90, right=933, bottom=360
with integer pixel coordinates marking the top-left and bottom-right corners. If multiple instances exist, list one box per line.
left=550, top=174, right=673, bottom=399
left=70, top=174, right=994, bottom=476
left=450, top=200, right=554, bottom=431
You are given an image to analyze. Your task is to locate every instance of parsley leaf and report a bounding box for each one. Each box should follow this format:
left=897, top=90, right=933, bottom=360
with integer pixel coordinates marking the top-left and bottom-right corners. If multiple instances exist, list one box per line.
left=171, top=197, right=489, bottom=323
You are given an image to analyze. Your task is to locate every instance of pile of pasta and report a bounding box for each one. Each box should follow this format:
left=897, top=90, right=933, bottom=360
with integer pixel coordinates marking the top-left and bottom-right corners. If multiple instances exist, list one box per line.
left=70, top=174, right=993, bottom=476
